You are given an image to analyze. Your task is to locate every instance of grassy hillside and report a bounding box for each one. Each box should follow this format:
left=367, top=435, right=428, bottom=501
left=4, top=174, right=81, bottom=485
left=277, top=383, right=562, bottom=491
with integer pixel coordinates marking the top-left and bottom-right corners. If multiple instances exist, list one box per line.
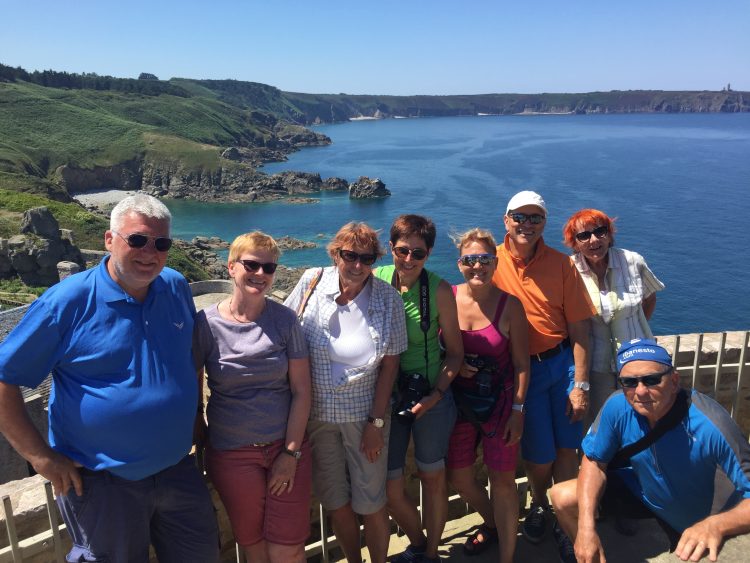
left=0, top=189, right=211, bottom=283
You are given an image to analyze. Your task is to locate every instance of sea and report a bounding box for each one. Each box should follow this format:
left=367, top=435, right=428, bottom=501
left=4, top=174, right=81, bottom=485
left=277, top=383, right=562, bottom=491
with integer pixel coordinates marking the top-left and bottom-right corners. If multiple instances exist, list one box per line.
left=166, top=113, right=750, bottom=336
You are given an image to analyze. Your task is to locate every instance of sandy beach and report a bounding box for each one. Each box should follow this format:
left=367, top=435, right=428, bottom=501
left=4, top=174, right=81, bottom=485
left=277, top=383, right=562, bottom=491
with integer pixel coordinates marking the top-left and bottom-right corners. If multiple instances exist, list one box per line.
left=71, top=189, right=139, bottom=210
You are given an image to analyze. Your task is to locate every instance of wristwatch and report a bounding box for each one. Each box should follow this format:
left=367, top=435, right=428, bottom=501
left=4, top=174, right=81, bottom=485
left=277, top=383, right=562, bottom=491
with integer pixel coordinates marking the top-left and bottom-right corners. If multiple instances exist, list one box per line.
left=574, top=381, right=591, bottom=392
left=282, top=447, right=302, bottom=460
left=367, top=416, right=385, bottom=428
left=511, top=403, right=525, bottom=413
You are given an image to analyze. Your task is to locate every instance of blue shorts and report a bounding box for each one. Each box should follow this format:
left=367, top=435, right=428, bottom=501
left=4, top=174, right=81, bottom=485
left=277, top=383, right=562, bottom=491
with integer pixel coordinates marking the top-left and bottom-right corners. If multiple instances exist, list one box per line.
left=387, top=390, right=457, bottom=479
left=57, top=454, right=219, bottom=563
left=521, top=347, right=583, bottom=464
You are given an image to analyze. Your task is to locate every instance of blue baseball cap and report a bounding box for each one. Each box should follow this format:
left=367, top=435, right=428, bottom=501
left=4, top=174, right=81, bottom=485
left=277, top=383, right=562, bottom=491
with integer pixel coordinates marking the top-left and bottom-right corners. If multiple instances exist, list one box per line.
left=616, top=338, right=673, bottom=372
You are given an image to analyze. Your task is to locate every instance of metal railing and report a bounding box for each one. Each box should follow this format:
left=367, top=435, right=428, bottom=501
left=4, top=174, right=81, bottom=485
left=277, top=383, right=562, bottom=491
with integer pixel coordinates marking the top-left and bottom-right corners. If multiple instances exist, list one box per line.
left=2, top=330, right=748, bottom=562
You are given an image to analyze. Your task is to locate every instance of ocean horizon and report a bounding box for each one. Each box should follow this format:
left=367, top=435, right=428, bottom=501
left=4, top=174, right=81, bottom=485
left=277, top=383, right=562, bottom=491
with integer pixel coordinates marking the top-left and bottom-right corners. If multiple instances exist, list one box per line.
left=167, top=113, right=750, bottom=336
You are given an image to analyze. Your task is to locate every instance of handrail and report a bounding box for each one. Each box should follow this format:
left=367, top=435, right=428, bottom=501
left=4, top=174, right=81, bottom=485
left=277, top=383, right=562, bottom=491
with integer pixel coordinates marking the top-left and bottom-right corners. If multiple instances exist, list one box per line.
left=1, top=330, right=748, bottom=562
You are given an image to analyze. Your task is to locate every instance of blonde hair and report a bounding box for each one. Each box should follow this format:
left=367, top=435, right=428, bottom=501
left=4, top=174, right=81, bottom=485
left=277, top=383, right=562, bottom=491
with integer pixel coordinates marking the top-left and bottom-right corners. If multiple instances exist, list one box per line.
left=327, top=222, right=384, bottom=261
left=228, top=231, right=281, bottom=263
left=453, top=228, right=497, bottom=255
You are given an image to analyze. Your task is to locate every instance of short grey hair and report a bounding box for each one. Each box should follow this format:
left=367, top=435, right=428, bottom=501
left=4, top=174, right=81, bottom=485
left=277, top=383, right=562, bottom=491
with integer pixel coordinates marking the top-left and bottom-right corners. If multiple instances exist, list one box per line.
left=110, top=194, right=172, bottom=232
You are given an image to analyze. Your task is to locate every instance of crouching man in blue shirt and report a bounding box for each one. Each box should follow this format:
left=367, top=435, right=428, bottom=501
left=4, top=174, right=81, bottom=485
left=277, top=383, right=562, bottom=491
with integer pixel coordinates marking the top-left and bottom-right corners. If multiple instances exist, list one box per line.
left=551, top=339, right=750, bottom=563
left=0, top=194, right=219, bottom=563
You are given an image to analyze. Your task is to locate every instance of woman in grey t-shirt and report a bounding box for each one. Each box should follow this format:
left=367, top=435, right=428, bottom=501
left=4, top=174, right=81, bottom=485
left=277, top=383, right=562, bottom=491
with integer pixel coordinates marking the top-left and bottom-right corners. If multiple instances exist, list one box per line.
left=193, top=232, right=311, bottom=563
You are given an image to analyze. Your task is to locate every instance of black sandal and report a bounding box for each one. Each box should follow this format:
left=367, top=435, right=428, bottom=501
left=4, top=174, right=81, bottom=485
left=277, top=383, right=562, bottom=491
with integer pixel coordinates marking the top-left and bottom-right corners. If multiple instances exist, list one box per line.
left=463, top=524, right=498, bottom=556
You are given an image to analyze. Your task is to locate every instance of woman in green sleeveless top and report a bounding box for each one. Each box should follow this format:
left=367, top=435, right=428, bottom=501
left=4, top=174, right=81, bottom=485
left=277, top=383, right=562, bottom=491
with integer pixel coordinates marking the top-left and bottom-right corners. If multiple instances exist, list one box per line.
left=374, top=214, right=464, bottom=563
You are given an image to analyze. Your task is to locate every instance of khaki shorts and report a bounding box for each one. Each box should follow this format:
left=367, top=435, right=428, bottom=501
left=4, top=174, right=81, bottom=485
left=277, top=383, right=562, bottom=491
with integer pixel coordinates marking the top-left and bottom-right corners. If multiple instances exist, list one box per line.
left=308, top=418, right=390, bottom=515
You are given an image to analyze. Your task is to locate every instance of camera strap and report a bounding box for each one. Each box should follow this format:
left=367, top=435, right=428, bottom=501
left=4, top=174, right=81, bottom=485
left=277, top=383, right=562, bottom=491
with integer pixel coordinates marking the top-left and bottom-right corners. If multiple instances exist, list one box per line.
left=392, top=268, right=431, bottom=377
left=609, top=388, right=690, bottom=469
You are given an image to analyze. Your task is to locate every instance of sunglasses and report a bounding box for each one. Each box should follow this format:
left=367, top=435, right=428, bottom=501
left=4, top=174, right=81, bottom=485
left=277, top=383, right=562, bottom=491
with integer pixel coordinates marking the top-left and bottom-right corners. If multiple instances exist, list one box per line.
left=338, top=249, right=377, bottom=266
left=575, top=225, right=609, bottom=242
left=238, top=259, right=278, bottom=274
left=508, top=212, right=545, bottom=225
left=393, top=246, right=428, bottom=260
left=459, top=253, right=495, bottom=267
left=618, top=366, right=672, bottom=388
left=114, top=231, right=173, bottom=252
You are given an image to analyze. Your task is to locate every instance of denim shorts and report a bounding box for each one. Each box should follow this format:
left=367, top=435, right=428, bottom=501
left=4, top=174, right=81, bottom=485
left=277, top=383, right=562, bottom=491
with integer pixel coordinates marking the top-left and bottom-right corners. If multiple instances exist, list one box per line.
left=521, top=346, right=583, bottom=464
left=56, top=454, right=219, bottom=563
left=387, top=389, right=457, bottom=479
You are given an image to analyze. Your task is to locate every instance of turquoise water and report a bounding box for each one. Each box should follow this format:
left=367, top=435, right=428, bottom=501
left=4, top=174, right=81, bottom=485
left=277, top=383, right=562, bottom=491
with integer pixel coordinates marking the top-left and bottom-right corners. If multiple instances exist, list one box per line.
left=167, top=113, right=750, bottom=335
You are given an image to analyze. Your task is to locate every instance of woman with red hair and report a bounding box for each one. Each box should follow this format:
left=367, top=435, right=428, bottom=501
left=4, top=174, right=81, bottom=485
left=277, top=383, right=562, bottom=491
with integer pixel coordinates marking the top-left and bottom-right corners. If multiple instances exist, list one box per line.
left=562, top=209, right=664, bottom=430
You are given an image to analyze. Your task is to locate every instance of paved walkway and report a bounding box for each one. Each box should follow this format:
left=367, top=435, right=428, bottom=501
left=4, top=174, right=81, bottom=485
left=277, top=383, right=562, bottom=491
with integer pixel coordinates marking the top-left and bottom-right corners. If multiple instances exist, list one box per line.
left=349, top=508, right=750, bottom=562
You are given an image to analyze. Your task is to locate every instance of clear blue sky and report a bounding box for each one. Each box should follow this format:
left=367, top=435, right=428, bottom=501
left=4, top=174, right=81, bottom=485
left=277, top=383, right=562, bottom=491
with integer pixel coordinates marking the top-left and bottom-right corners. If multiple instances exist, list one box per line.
left=1, top=0, right=747, bottom=95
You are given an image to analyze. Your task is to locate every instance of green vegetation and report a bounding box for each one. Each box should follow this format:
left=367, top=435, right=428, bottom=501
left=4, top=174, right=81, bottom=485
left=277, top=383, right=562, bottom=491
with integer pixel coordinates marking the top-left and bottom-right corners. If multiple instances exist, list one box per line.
left=1, top=61, right=746, bottom=290
left=0, top=188, right=107, bottom=248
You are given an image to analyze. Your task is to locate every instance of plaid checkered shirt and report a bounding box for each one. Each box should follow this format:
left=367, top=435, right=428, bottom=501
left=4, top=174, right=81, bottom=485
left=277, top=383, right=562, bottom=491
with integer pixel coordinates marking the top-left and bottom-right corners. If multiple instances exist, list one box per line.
left=284, top=266, right=407, bottom=423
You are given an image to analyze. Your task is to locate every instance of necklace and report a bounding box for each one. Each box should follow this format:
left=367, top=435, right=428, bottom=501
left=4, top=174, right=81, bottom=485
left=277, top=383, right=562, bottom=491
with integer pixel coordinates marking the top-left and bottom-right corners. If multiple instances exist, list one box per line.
left=227, top=297, right=250, bottom=324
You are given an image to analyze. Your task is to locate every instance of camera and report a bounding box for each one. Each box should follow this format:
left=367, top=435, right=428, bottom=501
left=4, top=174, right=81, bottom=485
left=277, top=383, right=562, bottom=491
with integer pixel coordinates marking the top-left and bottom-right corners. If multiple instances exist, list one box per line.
left=395, top=372, right=431, bottom=419
left=465, top=356, right=498, bottom=397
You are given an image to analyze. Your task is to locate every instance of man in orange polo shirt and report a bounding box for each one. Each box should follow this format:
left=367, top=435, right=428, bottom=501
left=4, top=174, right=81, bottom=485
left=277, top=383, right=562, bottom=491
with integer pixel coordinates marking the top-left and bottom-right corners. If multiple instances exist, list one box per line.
left=492, top=190, right=595, bottom=562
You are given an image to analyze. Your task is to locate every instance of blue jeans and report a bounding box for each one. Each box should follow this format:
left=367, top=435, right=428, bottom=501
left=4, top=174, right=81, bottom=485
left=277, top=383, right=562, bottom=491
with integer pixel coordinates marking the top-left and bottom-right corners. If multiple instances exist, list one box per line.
left=387, top=390, right=457, bottom=479
left=57, top=454, right=219, bottom=563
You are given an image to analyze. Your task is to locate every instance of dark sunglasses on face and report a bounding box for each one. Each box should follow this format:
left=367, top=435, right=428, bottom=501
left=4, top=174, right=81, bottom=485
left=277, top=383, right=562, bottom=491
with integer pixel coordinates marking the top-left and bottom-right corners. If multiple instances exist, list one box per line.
left=238, top=260, right=278, bottom=274
left=338, top=249, right=377, bottom=266
left=114, top=231, right=173, bottom=252
left=508, top=212, right=545, bottom=225
left=393, top=246, right=428, bottom=260
left=575, top=225, right=609, bottom=242
left=618, top=366, right=673, bottom=388
left=459, top=253, right=495, bottom=267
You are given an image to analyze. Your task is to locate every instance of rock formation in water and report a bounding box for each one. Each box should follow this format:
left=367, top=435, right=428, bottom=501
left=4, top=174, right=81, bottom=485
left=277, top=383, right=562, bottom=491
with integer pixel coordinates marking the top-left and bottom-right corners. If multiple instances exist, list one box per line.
left=349, top=177, right=391, bottom=199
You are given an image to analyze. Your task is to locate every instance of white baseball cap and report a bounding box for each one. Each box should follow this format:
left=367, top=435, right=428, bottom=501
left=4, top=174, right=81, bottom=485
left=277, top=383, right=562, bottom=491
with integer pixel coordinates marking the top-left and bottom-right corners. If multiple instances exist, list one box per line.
left=506, top=190, right=547, bottom=215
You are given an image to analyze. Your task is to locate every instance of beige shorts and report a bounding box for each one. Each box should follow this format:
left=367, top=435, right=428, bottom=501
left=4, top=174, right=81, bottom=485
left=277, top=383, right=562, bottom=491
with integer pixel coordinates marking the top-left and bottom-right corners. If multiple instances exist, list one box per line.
left=307, top=418, right=390, bottom=515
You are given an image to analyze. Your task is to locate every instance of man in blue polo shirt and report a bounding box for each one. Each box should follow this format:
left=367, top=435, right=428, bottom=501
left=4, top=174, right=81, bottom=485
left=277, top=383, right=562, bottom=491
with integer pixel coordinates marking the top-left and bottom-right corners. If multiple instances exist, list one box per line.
left=0, top=194, right=219, bottom=562
left=551, top=339, right=750, bottom=563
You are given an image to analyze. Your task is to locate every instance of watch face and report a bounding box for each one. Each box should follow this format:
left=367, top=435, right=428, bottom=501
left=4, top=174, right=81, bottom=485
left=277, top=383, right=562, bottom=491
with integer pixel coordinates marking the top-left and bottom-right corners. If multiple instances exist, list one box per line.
left=576, top=382, right=590, bottom=391
left=369, top=416, right=385, bottom=428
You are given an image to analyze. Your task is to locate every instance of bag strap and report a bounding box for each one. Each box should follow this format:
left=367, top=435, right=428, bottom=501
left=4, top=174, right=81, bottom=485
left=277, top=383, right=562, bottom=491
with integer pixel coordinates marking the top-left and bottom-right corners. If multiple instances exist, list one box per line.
left=610, top=388, right=690, bottom=469
left=296, top=268, right=324, bottom=321
left=391, top=268, right=431, bottom=377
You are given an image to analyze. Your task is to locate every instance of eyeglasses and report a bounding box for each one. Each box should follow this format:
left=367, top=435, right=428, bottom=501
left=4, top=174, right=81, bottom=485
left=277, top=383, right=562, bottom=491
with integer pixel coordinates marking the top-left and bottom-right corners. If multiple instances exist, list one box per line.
left=393, top=246, right=428, bottom=260
left=114, top=231, right=173, bottom=252
left=338, top=249, right=377, bottom=266
left=575, top=226, right=609, bottom=242
left=238, top=260, right=278, bottom=274
left=618, top=366, right=673, bottom=388
left=459, top=254, right=495, bottom=267
left=508, top=212, right=545, bottom=225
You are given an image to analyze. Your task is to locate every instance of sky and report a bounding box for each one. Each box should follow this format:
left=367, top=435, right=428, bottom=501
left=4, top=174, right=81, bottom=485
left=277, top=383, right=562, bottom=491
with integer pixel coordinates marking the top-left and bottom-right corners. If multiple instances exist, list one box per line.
left=1, top=0, right=748, bottom=95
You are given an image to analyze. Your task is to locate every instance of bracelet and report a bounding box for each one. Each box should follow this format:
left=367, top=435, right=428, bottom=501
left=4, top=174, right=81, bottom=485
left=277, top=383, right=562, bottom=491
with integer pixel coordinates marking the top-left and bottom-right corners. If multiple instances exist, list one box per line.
left=511, top=403, right=525, bottom=413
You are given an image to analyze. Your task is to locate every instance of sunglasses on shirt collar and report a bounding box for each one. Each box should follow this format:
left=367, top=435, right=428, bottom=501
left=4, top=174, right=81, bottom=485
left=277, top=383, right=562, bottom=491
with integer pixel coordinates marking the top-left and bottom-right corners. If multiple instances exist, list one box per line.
left=618, top=366, right=673, bottom=388
left=114, top=231, right=173, bottom=252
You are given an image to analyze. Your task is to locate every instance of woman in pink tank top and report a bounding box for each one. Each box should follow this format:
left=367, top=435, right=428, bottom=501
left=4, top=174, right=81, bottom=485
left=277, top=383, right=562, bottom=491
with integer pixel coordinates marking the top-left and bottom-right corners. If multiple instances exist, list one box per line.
left=446, top=228, right=530, bottom=563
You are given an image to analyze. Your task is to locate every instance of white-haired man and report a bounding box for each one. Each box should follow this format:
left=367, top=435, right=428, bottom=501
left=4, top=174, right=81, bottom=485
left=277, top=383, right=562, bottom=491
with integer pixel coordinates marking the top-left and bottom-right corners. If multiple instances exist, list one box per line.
left=551, top=339, right=750, bottom=563
left=0, top=194, right=219, bottom=562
